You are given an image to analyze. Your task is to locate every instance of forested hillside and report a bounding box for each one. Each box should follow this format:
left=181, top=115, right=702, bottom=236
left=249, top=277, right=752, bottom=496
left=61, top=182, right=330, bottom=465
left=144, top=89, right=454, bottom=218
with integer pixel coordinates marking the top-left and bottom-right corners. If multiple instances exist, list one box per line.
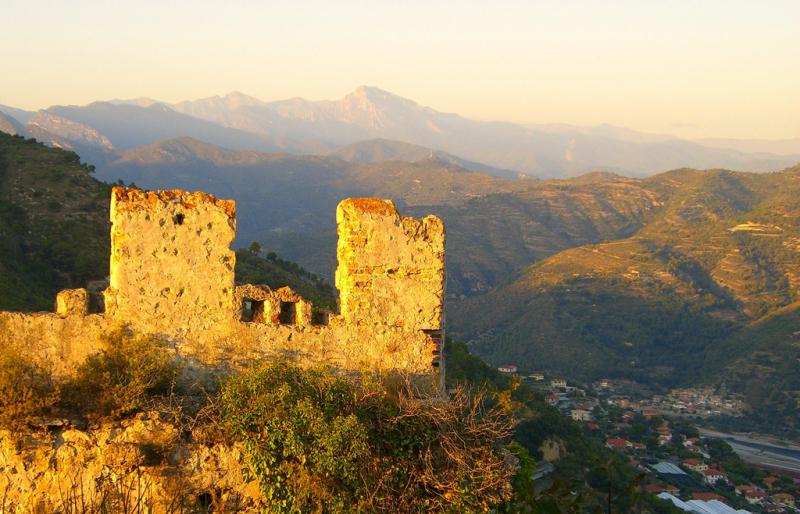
left=0, top=133, right=109, bottom=310
left=4, top=133, right=799, bottom=438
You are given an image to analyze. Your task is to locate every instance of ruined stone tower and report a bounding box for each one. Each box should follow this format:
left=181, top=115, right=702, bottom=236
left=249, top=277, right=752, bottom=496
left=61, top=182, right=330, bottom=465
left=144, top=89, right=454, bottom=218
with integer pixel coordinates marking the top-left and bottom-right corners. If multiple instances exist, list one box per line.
left=336, top=198, right=445, bottom=372
left=104, top=188, right=238, bottom=339
left=336, top=198, right=445, bottom=331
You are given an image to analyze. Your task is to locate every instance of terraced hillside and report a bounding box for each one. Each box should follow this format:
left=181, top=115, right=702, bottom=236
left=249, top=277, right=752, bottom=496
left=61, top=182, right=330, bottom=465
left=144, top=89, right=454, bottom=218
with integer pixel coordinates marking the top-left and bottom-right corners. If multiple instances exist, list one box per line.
left=449, top=165, right=800, bottom=436
left=421, top=173, right=666, bottom=294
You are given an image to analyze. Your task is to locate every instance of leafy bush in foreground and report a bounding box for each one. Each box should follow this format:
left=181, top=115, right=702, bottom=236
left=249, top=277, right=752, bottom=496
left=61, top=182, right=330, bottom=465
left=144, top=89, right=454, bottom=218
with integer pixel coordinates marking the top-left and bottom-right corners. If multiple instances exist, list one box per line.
left=220, top=361, right=514, bottom=513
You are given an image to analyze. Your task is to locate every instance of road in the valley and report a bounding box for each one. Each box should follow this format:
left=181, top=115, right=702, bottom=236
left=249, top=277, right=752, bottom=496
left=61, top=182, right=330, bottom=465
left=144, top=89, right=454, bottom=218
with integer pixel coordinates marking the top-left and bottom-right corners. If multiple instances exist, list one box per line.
left=698, top=428, right=800, bottom=475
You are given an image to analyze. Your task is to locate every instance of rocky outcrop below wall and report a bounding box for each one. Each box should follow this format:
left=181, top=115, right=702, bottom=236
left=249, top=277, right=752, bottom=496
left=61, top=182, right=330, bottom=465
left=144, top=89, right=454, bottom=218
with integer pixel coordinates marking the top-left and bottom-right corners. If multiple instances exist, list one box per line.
left=0, top=413, right=262, bottom=513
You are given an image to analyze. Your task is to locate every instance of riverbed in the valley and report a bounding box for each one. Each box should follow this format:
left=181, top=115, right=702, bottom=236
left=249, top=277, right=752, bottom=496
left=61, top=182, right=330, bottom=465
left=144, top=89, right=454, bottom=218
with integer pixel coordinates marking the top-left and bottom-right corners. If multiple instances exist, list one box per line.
left=699, top=428, right=800, bottom=475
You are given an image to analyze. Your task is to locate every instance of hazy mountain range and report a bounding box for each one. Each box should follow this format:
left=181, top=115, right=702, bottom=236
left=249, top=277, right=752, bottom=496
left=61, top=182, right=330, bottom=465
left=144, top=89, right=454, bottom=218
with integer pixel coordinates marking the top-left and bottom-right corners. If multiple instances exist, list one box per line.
left=2, top=86, right=798, bottom=178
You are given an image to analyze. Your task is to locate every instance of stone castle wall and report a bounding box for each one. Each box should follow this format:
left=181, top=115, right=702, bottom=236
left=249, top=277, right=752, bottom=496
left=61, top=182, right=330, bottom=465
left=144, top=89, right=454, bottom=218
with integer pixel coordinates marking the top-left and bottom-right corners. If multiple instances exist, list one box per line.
left=0, top=187, right=446, bottom=379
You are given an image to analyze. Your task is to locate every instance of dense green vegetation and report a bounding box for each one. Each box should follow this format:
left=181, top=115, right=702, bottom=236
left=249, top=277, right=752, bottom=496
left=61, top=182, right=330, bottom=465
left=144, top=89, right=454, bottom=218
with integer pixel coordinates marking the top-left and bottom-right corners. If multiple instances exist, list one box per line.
left=456, top=276, right=735, bottom=386
left=0, top=329, right=178, bottom=434
left=64, top=328, right=179, bottom=420
left=1, top=326, right=682, bottom=512
left=703, top=303, right=800, bottom=439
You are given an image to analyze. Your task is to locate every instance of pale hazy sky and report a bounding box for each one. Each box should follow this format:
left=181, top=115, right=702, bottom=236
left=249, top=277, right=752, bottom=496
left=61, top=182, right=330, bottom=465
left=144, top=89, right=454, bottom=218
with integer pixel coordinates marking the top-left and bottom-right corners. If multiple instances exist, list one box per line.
left=2, top=0, right=798, bottom=139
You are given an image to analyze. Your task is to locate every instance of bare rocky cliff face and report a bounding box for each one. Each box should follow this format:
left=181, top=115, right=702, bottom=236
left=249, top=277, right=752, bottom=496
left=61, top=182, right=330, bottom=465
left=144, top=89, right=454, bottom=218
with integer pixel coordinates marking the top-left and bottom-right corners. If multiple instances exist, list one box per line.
left=26, top=111, right=114, bottom=150
left=0, top=112, right=24, bottom=136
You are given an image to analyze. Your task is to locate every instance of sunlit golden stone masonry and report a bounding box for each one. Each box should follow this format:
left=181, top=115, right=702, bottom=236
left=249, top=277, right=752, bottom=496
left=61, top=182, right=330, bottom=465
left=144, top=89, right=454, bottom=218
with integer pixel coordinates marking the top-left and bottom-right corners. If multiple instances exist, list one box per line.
left=335, top=198, right=445, bottom=332
left=0, top=187, right=446, bottom=379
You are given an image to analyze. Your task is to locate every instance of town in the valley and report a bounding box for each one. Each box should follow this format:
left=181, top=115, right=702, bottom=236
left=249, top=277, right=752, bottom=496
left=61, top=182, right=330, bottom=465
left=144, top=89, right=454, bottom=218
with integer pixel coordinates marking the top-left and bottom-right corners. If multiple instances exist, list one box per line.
left=496, top=364, right=799, bottom=513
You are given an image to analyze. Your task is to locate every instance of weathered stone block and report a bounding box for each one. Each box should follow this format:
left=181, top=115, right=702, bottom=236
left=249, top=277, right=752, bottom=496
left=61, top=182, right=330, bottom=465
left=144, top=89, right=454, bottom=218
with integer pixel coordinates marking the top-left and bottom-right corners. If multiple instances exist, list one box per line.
left=297, top=299, right=313, bottom=327
left=55, top=288, right=89, bottom=317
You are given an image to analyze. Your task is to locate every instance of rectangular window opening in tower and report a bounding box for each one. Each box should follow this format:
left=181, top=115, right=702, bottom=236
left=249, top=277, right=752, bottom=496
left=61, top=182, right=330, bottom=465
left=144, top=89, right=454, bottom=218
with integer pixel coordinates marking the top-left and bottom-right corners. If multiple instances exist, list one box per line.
left=242, top=299, right=266, bottom=323
left=279, top=301, right=297, bottom=325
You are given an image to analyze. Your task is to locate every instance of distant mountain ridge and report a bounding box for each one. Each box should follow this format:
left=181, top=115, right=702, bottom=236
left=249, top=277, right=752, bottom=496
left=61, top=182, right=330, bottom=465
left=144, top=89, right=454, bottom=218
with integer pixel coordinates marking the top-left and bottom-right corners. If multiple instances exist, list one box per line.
left=696, top=137, right=800, bottom=156
left=0, top=112, right=24, bottom=136
left=330, top=138, right=523, bottom=178
left=44, top=101, right=290, bottom=153
left=0, top=105, right=34, bottom=125
left=27, top=111, right=114, bottom=150
left=167, top=86, right=800, bottom=177
left=4, top=86, right=798, bottom=178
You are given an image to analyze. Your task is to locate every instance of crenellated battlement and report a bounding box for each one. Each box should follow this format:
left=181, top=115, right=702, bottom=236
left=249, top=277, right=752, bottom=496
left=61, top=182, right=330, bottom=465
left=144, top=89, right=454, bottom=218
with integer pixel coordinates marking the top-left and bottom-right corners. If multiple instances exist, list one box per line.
left=0, top=187, right=446, bottom=381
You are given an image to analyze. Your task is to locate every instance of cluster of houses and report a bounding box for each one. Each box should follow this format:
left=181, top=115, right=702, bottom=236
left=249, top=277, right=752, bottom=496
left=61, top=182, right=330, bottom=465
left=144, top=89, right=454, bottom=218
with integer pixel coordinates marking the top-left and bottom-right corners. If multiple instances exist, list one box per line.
left=598, top=381, right=746, bottom=418
left=734, top=484, right=796, bottom=509
left=496, top=369, right=797, bottom=512
left=659, top=387, right=746, bottom=417
left=600, top=414, right=797, bottom=512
